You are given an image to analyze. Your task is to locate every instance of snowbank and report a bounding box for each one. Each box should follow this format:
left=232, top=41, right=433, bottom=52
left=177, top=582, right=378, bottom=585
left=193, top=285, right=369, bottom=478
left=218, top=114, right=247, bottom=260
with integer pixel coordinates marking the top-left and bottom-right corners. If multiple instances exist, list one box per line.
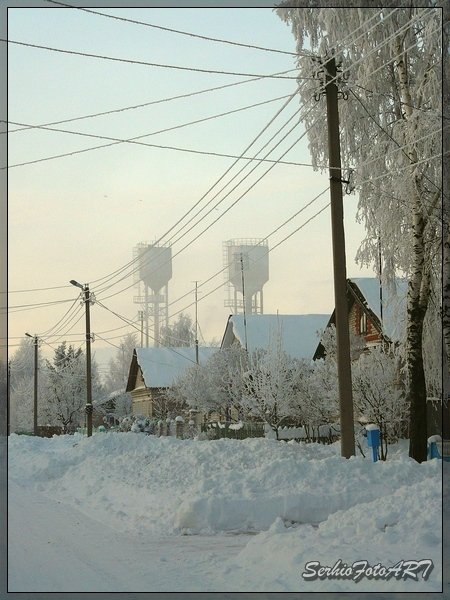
left=8, top=433, right=442, bottom=592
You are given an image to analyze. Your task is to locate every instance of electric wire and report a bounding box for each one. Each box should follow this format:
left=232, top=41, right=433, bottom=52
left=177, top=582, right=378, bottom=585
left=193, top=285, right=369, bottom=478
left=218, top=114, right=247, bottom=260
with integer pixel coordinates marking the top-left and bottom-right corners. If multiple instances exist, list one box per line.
left=38, top=297, right=82, bottom=337
left=95, top=300, right=199, bottom=365
left=94, top=102, right=310, bottom=296
left=5, top=93, right=294, bottom=143
left=4, top=70, right=298, bottom=135
left=6, top=11, right=434, bottom=172
left=4, top=93, right=316, bottom=170
left=90, top=90, right=303, bottom=289
left=96, top=106, right=318, bottom=301
left=164, top=104, right=305, bottom=246
left=45, top=0, right=304, bottom=58
left=168, top=186, right=331, bottom=309
left=96, top=108, right=441, bottom=302
left=8, top=7, right=438, bottom=328
left=9, top=5, right=432, bottom=288
left=3, top=122, right=317, bottom=171
left=3, top=38, right=308, bottom=79
left=167, top=202, right=332, bottom=322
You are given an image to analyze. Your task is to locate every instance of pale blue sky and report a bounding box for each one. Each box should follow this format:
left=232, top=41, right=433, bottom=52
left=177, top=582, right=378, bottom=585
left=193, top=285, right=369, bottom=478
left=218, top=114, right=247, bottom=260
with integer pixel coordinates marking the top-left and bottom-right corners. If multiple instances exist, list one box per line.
left=7, top=6, right=373, bottom=369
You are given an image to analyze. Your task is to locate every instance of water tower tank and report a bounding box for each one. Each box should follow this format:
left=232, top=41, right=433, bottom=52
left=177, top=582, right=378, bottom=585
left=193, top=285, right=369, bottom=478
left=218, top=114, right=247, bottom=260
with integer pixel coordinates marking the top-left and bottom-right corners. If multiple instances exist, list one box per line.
left=137, top=244, right=172, bottom=292
left=223, top=239, right=269, bottom=315
left=133, top=242, right=172, bottom=348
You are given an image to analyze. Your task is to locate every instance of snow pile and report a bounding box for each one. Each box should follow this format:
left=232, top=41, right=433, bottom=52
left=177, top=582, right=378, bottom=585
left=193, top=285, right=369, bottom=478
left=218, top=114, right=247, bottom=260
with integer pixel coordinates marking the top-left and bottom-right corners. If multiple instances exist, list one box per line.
left=217, top=473, right=442, bottom=592
left=8, top=433, right=442, bottom=591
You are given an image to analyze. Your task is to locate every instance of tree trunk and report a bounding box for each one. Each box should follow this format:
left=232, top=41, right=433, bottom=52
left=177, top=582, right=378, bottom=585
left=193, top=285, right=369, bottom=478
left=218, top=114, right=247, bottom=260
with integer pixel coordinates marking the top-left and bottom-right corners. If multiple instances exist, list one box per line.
left=407, top=304, right=427, bottom=462
left=406, top=196, right=429, bottom=462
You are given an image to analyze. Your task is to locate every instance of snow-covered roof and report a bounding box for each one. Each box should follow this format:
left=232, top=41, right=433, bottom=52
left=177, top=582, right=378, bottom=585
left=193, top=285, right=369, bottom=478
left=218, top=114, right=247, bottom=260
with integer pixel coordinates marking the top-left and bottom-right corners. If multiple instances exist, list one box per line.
left=350, top=277, right=407, bottom=341
left=222, top=314, right=330, bottom=360
left=135, top=346, right=217, bottom=388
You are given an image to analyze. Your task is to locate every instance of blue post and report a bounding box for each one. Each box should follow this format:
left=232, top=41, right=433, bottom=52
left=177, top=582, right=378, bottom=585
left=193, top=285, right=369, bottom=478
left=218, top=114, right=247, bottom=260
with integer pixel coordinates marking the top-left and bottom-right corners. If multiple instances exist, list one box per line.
left=427, top=436, right=441, bottom=460
left=366, top=425, right=380, bottom=463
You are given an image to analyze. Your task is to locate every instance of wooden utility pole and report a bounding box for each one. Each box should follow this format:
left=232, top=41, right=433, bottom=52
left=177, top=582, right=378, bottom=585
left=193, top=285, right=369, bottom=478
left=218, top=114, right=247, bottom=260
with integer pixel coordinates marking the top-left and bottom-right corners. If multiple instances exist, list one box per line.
left=84, top=284, right=93, bottom=437
left=193, top=281, right=199, bottom=364
left=25, top=332, right=39, bottom=435
left=33, top=336, right=38, bottom=436
left=7, top=360, right=11, bottom=436
left=324, top=55, right=355, bottom=458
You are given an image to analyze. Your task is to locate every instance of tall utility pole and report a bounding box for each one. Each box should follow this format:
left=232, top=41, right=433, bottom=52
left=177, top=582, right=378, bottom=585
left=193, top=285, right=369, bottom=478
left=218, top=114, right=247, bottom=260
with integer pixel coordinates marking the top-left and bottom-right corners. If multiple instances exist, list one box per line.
left=7, top=360, right=11, bottom=436
left=323, top=54, right=355, bottom=458
left=193, top=281, right=199, bottom=364
left=70, top=280, right=93, bottom=437
left=25, top=332, right=38, bottom=436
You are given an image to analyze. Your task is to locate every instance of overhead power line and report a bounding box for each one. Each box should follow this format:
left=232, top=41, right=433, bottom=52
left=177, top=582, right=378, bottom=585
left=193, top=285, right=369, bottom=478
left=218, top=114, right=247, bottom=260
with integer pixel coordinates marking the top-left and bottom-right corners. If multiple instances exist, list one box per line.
left=3, top=38, right=308, bottom=79
left=97, top=109, right=316, bottom=302
left=4, top=93, right=320, bottom=170
left=4, top=85, right=297, bottom=134
left=95, top=300, right=198, bottom=366
left=74, top=90, right=303, bottom=289
left=3, top=122, right=316, bottom=171
left=45, top=0, right=304, bottom=58
left=167, top=201, right=332, bottom=322
left=5, top=9, right=438, bottom=302
left=168, top=186, right=330, bottom=309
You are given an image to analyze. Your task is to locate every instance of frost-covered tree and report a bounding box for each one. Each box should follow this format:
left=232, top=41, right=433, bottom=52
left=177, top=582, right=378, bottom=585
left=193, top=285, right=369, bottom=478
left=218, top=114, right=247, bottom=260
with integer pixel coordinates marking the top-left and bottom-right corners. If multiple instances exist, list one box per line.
left=41, top=343, right=103, bottom=433
left=9, top=338, right=41, bottom=432
left=165, top=344, right=247, bottom=420
left=42, top=343, right=85, bottom=432
left=166, top=363, right=216, bottom=416
left=204, top=345, right=248, bottom=419
left=290, top=326, right=362, bottom=437
left=352, top=345, right=409, bottom=460
left=291, top=358, right=338, bottom=439
left=160, top=313, right=195, bottom=347
left=241, top=341, right=297, bottom=439
left=276, top=3, right=443, bottom=461
left=103, top=333, right=137, bottom=419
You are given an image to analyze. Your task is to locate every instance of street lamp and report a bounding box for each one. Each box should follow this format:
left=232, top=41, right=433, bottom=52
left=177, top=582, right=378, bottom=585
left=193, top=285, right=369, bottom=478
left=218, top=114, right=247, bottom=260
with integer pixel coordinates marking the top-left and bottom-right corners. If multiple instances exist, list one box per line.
left=25, top=332, right=38, bottom=435
left=70, top=279, right=93, bottom=437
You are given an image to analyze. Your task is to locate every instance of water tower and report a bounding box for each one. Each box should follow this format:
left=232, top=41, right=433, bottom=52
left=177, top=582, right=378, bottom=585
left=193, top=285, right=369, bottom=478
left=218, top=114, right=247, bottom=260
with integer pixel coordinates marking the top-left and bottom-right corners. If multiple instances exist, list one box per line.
left=223, top=239, right=269, bottom=315
left=133, top=242, right=172, bottom=347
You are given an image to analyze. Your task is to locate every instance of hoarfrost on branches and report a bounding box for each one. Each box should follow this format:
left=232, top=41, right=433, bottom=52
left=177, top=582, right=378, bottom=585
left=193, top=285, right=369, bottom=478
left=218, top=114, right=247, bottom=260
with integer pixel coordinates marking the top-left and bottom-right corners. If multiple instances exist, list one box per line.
left=276, top=3, right=443, bottom=461
left=352, top=345, right=409, bottom=460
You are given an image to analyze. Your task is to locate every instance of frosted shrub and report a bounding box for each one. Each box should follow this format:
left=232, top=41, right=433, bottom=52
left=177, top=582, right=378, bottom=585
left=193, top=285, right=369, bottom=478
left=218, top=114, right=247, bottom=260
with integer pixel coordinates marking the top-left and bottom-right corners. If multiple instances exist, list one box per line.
left=352, top=346, right=409, bottom=460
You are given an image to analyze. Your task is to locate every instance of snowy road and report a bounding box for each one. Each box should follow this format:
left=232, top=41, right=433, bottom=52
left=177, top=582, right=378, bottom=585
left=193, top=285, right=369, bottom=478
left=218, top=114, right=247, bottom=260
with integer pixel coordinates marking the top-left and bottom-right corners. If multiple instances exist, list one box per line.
left=8, top=433, right=446, bottom=593
left=8, top=480, right=247, bottom=592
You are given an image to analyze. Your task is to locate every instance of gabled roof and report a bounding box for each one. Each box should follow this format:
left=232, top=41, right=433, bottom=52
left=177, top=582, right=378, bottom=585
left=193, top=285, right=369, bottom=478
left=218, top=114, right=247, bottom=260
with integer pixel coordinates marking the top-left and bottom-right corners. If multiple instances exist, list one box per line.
left=221, top=314, right=330, bottom=360
left=349, top=277, right=407, bottom=342
left=312, top=277, right=408, bottom=360
left=126, top=346, right=217, bottom=391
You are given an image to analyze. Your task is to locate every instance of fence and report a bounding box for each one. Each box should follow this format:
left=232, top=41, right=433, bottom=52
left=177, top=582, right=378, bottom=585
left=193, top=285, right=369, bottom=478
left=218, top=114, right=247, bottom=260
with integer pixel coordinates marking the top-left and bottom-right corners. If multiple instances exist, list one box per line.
left=201, top=421, right=265, bottom=440
left=265, top=423, right=341, bottom=444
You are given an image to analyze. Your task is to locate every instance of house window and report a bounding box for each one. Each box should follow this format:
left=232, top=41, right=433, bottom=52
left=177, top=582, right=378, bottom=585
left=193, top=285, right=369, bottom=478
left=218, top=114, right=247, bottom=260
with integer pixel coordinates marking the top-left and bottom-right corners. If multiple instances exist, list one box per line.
left=360, top=312, right=368, bottom=335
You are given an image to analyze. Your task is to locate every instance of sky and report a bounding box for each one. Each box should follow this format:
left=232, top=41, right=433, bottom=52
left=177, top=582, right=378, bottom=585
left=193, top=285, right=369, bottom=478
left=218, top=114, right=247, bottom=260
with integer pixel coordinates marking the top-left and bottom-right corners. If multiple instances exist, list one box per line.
left=6, top=5, right=374, bottom=372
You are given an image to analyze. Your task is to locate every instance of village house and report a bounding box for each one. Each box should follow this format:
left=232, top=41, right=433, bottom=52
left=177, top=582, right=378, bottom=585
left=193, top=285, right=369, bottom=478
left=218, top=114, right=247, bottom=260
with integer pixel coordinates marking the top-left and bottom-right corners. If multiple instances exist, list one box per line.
left=313, top=277, right=407, bottom=359
left=126, top=278, right=410, bottom=427
left=221, top=313, right=330, bottom=358
left=126, top=346, right=217, bottom=418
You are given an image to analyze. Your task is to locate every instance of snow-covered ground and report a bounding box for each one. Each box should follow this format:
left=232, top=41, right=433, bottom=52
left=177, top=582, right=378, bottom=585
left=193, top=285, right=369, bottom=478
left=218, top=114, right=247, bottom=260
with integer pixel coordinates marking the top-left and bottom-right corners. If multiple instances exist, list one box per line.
left=8, top=432, right=445, bottom=593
